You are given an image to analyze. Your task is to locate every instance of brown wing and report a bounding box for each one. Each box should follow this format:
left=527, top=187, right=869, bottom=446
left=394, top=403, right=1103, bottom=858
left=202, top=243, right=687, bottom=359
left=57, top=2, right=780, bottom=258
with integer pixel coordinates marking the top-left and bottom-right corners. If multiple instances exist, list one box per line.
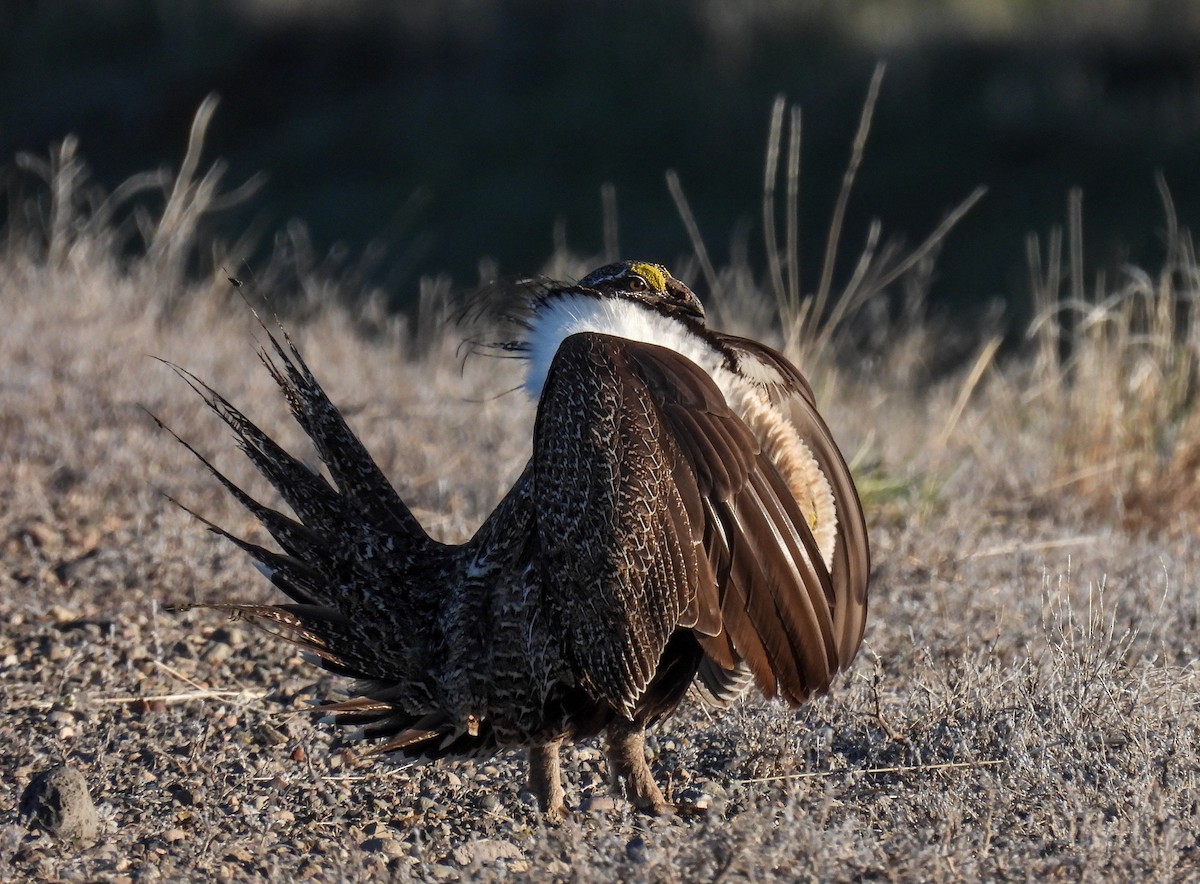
left=533, top=332, right=844, bottom=717
left=714, top=333, right=871, bottom=670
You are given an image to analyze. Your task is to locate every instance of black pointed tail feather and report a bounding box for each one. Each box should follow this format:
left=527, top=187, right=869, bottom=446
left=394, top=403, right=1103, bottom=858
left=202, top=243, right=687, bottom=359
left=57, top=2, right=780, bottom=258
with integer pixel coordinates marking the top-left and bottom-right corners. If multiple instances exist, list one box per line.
left=157, top=318, right=496, bottom=761
left=151, top=361, right=353, bottom=539
left=158, top=487, right=327, bottom=606
left=333, top=706, right=498, bottom=761
left=153, top=315, right=452, bottom=617
left=255, top=320, right=430, bottom=542
left=194, top=601, right=457, bottom=752
left=185, top=602, right=390, bottom=680
left=191, top=601, right=495, bottom=760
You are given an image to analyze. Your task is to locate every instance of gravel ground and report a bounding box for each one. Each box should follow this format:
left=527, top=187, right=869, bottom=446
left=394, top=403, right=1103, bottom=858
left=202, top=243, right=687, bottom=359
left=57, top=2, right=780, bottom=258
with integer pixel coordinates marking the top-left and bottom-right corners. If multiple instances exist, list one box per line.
left=5, top=257, right=1200, bottom=881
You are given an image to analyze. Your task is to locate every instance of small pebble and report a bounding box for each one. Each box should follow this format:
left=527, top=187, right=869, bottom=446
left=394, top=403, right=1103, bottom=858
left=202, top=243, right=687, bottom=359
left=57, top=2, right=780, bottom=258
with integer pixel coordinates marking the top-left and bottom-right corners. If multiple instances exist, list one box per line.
left=626, top=836, right=648, bottom=863
left=226, top=846, right=254, bottom=863
left=453, top=838, right=522, bottom=865
left=19, top=765, right=100, bottom=843
left=677, top=787, right=712, bottom=812
left=257, top=723, right=288, bottom=745
left=580, top=794, right=617, bottom=813
left=201, top=641, right=233, bottom=665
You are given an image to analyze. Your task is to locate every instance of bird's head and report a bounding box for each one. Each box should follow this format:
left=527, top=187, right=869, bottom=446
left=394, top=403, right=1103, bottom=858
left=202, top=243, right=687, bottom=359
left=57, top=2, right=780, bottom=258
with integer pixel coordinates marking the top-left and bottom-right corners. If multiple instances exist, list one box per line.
left=517, top=261, right=717, bottom=399
left=576, top=261, right=706, bottom=322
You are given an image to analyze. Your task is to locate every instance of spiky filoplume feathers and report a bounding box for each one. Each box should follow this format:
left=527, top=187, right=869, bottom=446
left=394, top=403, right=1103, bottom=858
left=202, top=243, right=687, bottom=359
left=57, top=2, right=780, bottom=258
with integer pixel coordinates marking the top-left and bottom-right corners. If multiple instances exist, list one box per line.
left=175, top=261, right=870, bottom=815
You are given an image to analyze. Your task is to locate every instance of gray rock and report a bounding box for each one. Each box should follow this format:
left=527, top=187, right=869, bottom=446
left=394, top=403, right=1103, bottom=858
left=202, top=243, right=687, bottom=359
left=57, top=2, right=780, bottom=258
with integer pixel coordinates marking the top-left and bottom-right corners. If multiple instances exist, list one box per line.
left=580, top=794, right=617, bottom=813
left=361, top=837, right=405, bottom=856
left=626, top=836, right=649, bottom=863
left=677, top=786, right=713, bottom=812
left=201, top=640, right=233, bottom=665
left=453, top=837, right=522, bottom=866
left=19, top=764, right=99, bottom=843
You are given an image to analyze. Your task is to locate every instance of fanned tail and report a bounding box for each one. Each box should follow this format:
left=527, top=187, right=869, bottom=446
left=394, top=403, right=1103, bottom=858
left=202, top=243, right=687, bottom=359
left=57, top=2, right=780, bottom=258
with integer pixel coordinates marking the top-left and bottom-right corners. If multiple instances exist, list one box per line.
left=154, top=316, right=445, bottom=610
left=158, top=316, right=465, bottom=755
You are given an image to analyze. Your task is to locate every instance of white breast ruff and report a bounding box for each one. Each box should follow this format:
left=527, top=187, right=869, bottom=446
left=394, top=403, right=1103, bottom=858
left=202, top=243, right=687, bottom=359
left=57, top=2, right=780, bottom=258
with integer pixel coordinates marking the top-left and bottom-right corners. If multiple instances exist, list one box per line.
left=522, top=294, right=723, bottom=399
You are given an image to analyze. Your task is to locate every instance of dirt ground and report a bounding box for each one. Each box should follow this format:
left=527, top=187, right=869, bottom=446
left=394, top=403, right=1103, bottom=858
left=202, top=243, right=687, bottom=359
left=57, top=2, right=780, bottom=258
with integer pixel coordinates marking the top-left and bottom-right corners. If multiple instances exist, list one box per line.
left=4, top=223, right=1200, bottom=881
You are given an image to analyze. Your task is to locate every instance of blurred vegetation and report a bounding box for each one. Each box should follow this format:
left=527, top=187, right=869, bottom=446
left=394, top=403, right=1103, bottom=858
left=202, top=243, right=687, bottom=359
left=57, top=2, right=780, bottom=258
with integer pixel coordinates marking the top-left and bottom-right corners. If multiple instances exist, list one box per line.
left=3, top=0, right=1200, bottom=320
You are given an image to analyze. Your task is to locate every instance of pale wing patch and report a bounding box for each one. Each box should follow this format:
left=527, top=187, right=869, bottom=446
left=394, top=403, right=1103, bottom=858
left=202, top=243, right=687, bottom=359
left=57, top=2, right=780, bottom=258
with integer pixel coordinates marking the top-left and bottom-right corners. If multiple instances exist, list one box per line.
left=718, top=374, right=838, bottom=571
left=728, top=350, right=787, bottom=386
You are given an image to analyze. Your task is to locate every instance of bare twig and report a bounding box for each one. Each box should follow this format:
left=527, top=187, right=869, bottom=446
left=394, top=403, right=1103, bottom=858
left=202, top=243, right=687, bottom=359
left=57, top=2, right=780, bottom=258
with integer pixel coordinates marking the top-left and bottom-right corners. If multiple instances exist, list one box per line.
left=762, top=95, right=788, bottom=310
left=738, top=759, right=1003, bottom=785
left=1068, top=187, right=1085, bottom=307
left=601, top=182, right=619, bottom=263
left=666, top=168, right=722, bottom=302
left=969, top=535, right=1105, bottom=559
left=936, top=333, right=1003, bottom=448
left=152, top=658, right=213, bottom=692
left=860, top=185, right=988, bottom=298
left=814, top=62, right=885, bottom=324
left=785, top=104, right=803, bottom=319
left=94, top=689, right=269, bottom=705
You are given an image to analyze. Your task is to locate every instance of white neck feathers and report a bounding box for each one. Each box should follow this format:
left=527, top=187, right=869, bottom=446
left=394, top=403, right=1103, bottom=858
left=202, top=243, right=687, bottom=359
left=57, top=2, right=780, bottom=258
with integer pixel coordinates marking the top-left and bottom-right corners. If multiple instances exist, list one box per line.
left=522, top=294, right=721, bottom=398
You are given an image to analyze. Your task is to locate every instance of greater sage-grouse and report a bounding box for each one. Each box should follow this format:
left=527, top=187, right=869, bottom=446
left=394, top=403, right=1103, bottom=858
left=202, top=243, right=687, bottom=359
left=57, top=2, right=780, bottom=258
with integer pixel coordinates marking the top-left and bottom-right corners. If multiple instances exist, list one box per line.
left=175, top=260, right=870, bottom=816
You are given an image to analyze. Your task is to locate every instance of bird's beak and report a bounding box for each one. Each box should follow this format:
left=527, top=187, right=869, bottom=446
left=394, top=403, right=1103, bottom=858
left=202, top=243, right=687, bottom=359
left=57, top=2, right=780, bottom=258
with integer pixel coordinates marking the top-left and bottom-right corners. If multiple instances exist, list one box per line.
left=667, top=279, right=706, bottom=320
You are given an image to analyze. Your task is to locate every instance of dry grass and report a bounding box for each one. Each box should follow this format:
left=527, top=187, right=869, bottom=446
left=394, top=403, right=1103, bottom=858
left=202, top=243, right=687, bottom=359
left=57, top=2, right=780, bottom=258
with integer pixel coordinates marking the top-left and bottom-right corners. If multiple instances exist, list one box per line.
left=4, top=112, right=1200, bottom=881
left=976, top=181, right=1200, bottom=537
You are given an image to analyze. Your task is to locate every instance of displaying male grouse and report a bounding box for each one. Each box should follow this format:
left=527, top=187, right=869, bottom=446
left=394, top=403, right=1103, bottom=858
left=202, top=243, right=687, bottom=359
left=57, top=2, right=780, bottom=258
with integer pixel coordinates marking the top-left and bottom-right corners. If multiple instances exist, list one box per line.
left=174, top=260, right=870, bottom=816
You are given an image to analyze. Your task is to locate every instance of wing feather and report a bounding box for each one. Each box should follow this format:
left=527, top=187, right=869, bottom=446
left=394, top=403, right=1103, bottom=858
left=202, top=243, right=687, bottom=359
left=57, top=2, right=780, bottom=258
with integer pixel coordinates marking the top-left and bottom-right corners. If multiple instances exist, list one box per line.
left=715, top=334, right=871, bottom=669
left=533, top=331, right=866, bottom=717
left=533, top=335, right=705, bottom=714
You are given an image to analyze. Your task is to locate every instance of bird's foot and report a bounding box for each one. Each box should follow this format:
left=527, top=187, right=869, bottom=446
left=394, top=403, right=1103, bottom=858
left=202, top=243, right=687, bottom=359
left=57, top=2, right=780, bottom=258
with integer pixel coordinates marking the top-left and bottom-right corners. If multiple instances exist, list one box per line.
left=527, top=741, right=567, bottom=821
left=628, top=796, right=676, bottom=816
left=605, top=722, right=676, bottom=815
left=541, top=802, right=571, bottom=825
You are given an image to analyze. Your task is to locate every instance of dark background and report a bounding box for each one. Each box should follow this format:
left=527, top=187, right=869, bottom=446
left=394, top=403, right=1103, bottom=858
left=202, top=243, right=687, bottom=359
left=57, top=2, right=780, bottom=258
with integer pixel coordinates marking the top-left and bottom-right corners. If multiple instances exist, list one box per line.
left=3, top=0, right=1199, bottom=322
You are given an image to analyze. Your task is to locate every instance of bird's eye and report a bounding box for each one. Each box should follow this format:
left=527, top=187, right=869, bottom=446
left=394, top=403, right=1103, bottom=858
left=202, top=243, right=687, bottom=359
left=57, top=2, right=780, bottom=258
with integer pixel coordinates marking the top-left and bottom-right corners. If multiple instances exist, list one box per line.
left=626, top=276, right=648, bottom=291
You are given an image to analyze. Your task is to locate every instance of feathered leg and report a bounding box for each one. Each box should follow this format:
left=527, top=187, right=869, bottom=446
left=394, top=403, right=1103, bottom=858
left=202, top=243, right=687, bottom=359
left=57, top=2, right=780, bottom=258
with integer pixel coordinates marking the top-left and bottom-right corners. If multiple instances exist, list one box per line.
left=527, top=741, right=566, bottom=818
left=605, top=719, right=671, bottom=814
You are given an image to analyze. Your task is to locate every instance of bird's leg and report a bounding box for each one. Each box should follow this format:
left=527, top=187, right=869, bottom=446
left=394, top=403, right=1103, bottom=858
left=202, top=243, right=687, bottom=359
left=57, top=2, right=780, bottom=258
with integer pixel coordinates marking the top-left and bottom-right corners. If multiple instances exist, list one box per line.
left=605, top=719, right=673, bottom=814
left=527, top=741, right=566, bottom=819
